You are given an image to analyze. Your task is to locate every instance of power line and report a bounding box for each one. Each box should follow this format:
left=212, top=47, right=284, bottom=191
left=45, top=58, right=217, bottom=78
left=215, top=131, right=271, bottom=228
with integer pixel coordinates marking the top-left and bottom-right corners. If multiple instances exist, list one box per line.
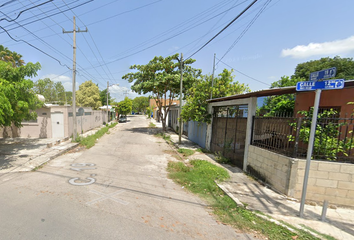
left=186, top=0, right=259, bottom=60
left=216, top=57, right=270, bottom=86
left=217, top=0, right=272, bottom=64
left=0, top=25, right=71, bottom=70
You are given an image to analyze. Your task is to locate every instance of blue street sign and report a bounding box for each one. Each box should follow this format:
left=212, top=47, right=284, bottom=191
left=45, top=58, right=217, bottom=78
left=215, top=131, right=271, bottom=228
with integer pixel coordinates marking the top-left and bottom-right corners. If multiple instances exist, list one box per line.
left=309, top=67, right=336, bottom=81
left=296, top=79, right=344, bottom=91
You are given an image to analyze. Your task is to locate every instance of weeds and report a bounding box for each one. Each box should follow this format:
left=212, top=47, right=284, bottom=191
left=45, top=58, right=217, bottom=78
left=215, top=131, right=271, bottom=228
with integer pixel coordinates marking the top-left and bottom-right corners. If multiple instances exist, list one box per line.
left=215, top=151, right=230, bottom=164
left=149, top=122, right=156, bottom=128
left=73, top=123, right=118, bottom=148
left=196, top=148, right=212, bottom=153
left=167, top=160, right=320, bottom=240
left=177, top=148, right=195, bottom=157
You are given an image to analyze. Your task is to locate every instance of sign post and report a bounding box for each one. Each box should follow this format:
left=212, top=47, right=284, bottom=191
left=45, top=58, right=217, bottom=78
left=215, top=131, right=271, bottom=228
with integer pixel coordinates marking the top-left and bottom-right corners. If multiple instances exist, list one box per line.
left=297, top=67, right=342, bottom=218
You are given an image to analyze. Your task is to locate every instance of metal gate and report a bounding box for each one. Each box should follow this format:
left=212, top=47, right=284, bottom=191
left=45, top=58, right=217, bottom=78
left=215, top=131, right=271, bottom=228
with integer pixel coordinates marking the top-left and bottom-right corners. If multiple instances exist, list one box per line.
left=210, top=106, right=247, bottom=168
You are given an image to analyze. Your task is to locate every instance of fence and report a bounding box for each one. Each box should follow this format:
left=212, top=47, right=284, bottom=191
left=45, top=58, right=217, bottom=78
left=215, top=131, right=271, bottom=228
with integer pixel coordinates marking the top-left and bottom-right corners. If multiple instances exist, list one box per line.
left=251, top=115, right=354, bottom=163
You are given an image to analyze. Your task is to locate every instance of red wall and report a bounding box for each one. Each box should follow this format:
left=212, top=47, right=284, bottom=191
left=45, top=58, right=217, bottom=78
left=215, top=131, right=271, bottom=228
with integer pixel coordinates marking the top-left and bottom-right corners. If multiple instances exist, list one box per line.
left=294, top=87, right=354, bottom=118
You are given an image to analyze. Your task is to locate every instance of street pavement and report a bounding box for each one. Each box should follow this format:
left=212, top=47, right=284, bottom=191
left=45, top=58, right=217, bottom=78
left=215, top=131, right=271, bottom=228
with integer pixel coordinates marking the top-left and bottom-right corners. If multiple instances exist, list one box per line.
left=165, top=123, right=354, bottom=240
left=0, top=115, right=257, bottom=240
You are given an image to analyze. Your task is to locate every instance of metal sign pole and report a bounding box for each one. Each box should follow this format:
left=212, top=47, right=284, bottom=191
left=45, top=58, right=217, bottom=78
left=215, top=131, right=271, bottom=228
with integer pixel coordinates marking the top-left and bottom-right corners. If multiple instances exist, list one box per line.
left=299, top=88, right=322, bottom=218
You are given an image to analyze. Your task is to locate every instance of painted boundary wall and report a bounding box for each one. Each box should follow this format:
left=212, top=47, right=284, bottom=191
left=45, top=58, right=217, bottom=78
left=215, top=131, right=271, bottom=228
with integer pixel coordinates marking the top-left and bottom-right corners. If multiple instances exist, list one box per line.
left=248, top=145, right=354, bottom=207
left=187, top=121, right=207, bottom=149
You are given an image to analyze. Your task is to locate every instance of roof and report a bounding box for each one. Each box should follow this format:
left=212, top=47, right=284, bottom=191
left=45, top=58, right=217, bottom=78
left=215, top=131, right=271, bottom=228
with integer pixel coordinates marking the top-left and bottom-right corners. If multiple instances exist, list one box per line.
left=207, top=80, right=354, bottom=103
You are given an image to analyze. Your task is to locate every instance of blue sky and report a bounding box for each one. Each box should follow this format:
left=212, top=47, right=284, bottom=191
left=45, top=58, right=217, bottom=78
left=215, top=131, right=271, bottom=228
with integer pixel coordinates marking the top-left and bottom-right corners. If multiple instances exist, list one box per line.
left=2, top=0, right=354, bottom=102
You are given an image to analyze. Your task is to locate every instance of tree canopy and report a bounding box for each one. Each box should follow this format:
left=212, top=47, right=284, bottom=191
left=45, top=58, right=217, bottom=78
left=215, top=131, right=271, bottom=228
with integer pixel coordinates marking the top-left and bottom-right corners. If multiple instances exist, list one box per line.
left=117, top=97, right=132, bottom=115
left=0, top=45, right=41, bottom=127
left=123, top=54, right=201, bottom=130
left=99, top=88, right=114, bottom=106
left=132, top=96, right=149, bottom=114
left=181, top=69, right=250, bottom=123
left=76, top=80, right=102, bottom=109
left=293, top=56, right=354, bottom=80
left=33, top=78, right=66, bottom=104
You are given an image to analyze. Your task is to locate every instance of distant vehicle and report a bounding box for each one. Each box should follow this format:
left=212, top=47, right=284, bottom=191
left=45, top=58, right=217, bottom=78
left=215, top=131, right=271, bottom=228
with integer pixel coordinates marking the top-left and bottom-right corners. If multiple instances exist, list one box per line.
left=119, top=115, right=127, bottom=123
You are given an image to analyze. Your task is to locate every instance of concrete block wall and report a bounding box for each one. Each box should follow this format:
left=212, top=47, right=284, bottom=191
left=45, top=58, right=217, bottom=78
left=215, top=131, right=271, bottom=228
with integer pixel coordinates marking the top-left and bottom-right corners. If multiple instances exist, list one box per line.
left=247, top=145, right=296, bottom=195
left=294, top=160, right=354, bottom=207
left=247, top=145, right=354, bottom=207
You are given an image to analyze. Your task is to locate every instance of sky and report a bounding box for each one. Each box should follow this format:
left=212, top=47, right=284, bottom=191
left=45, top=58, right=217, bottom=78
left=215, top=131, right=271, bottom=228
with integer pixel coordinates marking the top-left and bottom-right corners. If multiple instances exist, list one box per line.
left=2, top=0, right=354, bottom=103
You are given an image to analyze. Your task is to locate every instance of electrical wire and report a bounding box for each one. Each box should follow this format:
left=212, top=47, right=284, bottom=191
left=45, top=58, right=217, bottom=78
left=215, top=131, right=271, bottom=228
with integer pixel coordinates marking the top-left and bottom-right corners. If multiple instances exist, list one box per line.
left=216, top=0, right=272, bottom=64
left=216, top=57, right=270, bottom=86
left=185, top=0, right=259, bottom=60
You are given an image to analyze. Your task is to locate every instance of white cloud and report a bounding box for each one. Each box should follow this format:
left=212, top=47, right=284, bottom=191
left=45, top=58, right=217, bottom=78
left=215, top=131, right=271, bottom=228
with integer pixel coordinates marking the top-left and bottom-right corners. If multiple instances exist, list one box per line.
left=168, top=46, right=179, bottom=52
left=42, top=74, right=71, bottom=82
left=281, top=36, right=354, bottom=58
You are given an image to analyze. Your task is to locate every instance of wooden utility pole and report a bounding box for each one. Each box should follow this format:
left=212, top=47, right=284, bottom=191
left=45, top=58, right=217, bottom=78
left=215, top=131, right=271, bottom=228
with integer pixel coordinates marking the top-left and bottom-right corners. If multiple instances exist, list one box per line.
left=63, top=16, right=87, bottom=141
left=179, top=53, right=183, bottom=144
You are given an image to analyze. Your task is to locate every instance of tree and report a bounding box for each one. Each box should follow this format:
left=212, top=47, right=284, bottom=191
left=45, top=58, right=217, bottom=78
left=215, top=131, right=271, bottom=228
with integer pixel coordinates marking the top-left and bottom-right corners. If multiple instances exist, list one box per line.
left=0, top=47, right=42, bottom=127
left=99, top=89, right=113, bottom=106
left=293, top=56, right=354, bottom=80
left=76, top=80, right=102, bottom=109
left=132, top=96, right=149, bottom=114
left=181, top=69, right=250, bottom=123
left=259, top=76, right=303, bottom=116
left=123, top=54, right=201, bottom=131
left=0, top=45, right=25, bottom=67
left=65, top=91, right=72, bottom=105
left=117, top=97, right=132, bottom=115
left=33, top=78, right=66, bottom=104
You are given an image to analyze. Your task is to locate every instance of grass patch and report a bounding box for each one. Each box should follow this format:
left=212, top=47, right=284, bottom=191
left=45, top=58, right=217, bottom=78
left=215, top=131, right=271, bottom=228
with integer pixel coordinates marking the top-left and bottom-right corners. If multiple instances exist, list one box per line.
left=74, top=123, right=118, bottom=148
left=300, top=225, right=337, bottom=240
left=167, top=160, right=320, bottom=240
left=177, top=148, right=195, bottom=157
left=155, top=133, right=171, bottom=141
left=149, top=122, right=156, bottom=128
left=196, top=148, right=212, bottom=153
left=215, top=151, right=231, bottom=164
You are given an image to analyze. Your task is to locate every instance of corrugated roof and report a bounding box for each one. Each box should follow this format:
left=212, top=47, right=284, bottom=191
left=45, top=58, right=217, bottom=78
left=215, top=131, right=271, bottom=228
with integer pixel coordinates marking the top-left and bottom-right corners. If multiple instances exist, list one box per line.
left=207, top=80, right=354, bottom=103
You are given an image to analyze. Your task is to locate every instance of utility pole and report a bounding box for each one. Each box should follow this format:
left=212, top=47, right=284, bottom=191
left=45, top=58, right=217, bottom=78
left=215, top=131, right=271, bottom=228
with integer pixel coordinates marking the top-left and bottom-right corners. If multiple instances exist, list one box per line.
left=210, top=53, right=216, bottom=99
left=63, top=16, right=87, bottom=141
left=107, top=81, right=109, bottom=122
left=179, top=53, right=183, bottom=144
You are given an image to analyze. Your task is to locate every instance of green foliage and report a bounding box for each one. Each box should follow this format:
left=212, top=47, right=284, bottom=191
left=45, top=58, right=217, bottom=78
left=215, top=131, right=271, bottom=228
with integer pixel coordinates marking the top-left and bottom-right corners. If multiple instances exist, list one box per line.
left=132, top=96, right=149, bottom=113
left=117, top=96, right=132, bottom=115
left=293, top=56, right=354, bottom=80
left=0, top=46, right=42, bottom=128
left=215, top=151, right=231, bottom=164
left=99, top=88, right=114, bottom=106
left=260, top=76, right=303, bottom=116
left=123, top=54, right=201, bottom=130
left=74, top=122, right=117, bottom=148
left=65, top=91, right=72, bottom=105
left=76, top=80, right=102, bottom=109
left=167, top=160, right=320, bottom=240
left=289, top=109, right=354, bottom=160
left=148, top=122, right=156, bottom=128
left=177, top=148, right=195, bottom=157
left=33, top=78, right=66, bottom=104
left=181, top=69, right=250, bottom=123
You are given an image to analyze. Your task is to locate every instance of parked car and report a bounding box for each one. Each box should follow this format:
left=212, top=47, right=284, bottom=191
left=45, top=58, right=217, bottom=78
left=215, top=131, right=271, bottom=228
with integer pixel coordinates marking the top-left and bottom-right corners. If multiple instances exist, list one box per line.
left=119, top=115, right=127, bottom=123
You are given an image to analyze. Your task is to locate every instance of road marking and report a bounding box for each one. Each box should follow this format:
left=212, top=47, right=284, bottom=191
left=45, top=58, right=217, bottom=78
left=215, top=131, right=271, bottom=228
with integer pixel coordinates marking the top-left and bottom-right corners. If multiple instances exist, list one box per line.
left=86, top=190, right=129, bottom=206
left=69, top=177, right=96, bottom=186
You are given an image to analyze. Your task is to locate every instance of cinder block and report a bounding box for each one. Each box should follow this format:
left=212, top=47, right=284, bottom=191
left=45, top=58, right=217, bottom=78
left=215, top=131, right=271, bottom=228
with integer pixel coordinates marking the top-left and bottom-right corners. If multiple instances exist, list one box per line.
left=338, top=181, right=354, bottom=190
left=328, top=172, right=351, bottom=181
left=340, top=165, right=354, bottom=174
left=325, top=188, right=348, bottom=197
left=315, top=179, right=338, bottom=188
left=347, top=190, right=354, bottom=198
left=307, top=185, right=326, bottom=195
left=310, top=170, right=329, bottom=179
left=318, top=162, right=340, bottom=172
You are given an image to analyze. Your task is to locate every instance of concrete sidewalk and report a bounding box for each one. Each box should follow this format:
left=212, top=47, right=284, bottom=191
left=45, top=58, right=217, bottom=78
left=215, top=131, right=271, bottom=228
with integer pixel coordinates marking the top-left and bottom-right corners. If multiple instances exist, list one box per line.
left=0, top=124, right=114, bottom=175
left=152, top=118, right=354, bottom=240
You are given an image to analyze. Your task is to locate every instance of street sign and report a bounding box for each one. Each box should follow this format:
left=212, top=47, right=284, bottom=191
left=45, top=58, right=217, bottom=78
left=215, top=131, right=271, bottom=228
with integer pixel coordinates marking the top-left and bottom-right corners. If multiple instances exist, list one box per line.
left=296, top=79, right=344, bottom=91
left=309, top=67, right=336, bottom=81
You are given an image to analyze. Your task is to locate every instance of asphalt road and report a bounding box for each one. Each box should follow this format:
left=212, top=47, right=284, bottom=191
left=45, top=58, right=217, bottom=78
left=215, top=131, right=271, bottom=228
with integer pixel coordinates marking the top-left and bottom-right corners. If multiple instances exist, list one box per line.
left=0, top=115, right=252, bottom=240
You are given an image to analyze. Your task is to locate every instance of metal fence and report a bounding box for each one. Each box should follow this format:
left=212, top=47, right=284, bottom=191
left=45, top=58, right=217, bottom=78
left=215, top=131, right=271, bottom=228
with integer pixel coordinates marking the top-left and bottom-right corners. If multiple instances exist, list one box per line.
left=251, top=115, right=354, bottom=163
